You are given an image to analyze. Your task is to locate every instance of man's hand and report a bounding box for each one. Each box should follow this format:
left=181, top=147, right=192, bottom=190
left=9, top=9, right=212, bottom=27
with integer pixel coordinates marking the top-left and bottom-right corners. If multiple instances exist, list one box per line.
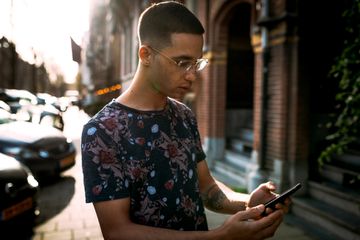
left=215, top=205, right=284, bottom=240
left=247, top=182, right=291, bottom=215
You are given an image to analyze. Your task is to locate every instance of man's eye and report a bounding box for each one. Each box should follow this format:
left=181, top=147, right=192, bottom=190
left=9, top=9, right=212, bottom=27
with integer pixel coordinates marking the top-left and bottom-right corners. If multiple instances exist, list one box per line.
left=178, top=61, right=193, bottom=68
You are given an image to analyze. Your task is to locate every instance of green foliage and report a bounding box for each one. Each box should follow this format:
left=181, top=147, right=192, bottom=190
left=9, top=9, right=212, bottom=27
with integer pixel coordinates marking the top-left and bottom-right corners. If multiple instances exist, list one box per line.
left=318, top=0, right=360, bottom=166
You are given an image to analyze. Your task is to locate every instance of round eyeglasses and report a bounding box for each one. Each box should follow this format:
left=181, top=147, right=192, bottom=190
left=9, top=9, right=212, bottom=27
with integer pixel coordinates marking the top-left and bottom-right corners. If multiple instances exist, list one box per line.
left=148, top=46, right=208, bottom=72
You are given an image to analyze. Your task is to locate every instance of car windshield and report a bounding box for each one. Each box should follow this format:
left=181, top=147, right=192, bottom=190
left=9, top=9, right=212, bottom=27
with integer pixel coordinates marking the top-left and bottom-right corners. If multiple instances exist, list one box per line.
left=4, top=89, right=38, bottom=105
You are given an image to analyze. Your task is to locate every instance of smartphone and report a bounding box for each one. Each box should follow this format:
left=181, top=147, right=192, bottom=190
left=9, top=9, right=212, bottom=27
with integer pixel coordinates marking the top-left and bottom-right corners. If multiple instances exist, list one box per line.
left=263, top=183, right=302, bottom=214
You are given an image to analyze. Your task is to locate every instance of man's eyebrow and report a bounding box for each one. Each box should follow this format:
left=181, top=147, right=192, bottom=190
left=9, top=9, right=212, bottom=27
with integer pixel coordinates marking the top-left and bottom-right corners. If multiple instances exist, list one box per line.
left=173, top=55, right=201, bottom=61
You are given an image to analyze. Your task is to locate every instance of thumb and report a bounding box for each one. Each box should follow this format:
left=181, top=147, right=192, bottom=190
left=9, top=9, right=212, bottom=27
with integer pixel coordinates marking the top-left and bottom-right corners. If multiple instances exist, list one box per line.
left=235, top=205, right=265, bottom=221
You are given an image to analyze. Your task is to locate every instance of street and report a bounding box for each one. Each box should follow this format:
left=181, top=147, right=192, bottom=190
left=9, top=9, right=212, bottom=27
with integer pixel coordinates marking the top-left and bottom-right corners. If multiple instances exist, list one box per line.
left=31, top=106, right=102, bottom=240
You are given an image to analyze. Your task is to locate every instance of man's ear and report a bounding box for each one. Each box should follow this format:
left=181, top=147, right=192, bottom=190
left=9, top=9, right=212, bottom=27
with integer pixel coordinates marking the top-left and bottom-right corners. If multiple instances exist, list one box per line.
left=139, top=45, right=151, bottom=66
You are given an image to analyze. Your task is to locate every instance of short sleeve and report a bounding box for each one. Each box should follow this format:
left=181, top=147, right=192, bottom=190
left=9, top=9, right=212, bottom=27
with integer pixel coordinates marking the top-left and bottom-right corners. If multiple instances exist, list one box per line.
left=192, top=118, right=206, bottom=163
left=81, top=120, right=129, bottom=203
left=183, top=106, right=206, bottom=163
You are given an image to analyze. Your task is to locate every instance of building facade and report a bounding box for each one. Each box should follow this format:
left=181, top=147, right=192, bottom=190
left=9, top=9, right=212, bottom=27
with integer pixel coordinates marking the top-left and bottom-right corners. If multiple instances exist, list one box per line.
left=84, top=0, right=359, bottom=238
left=0, top=37, right=52, bottom=93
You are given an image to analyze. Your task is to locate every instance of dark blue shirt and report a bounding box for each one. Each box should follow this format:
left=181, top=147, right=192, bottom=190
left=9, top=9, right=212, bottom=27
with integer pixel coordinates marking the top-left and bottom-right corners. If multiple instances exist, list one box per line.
left=81, top=98, right=208, bottom=231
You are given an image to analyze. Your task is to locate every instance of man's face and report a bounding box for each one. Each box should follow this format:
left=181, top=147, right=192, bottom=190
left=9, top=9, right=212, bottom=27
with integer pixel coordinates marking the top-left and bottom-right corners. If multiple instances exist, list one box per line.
left=149, top=33, right=205, bottom=100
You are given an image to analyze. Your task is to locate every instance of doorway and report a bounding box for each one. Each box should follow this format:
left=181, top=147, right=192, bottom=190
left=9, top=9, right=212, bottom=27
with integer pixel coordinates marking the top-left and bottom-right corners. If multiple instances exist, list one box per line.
left=225, top=3, right=254, bottom=157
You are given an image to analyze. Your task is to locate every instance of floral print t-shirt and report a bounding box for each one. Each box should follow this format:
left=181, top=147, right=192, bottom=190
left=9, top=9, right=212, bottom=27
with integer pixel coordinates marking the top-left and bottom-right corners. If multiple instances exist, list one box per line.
left=81, top=98, right=208, bottom=231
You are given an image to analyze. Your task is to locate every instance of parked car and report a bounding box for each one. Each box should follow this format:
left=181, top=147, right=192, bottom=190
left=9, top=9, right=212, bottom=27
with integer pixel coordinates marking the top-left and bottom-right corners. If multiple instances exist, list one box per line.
left=0, top=100, right=11, bottom=112
left=0, top=102, right=12, bottom=124
left=37, top=92, right=68, bottom=112
left=0, top=153, right=39, bottom=229
left=0, top=112, right=76, bottom=180
left=0, top=88, right=65, bottom=131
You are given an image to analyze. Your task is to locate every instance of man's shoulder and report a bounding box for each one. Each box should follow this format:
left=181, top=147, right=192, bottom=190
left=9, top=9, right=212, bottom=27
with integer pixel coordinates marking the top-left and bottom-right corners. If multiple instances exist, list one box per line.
left=84, top=100, right=120, bottom=126
left=168, top=97, right=196, bottom=121
left=82, top=100, right=127, bottom=140
left=168, top=97, right=191, bottom=112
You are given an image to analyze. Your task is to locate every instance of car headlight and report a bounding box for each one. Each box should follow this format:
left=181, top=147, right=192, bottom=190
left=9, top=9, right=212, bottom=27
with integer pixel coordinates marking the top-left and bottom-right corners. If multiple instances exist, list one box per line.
left=27, top=175, right=39, bottom=188
left=39, top=150, right=49, bottom=158
left=22, top=164, right=39, bottom=188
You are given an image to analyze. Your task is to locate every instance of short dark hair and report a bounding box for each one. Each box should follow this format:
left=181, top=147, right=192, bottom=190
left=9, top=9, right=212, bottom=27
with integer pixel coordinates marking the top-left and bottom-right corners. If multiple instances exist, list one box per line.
left=138, top=1, right=204, bottom=49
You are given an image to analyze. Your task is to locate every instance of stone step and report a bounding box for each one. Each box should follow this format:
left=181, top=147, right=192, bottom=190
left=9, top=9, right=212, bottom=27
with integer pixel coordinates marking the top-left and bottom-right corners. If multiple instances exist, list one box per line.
left=308, top=181, right=360, bottom=216
left=285, top=214, right=336, bottom=240
left=227, top=139, right=253, bottom=155
left=292, top=197, right=360, bottom=240
left=226, top=128, right=254, bottom=154
left=224, top=150, right=252, bottom=171
left=211, top=151, right=252, bottom=188
left=320, top=163, right=360, bottom=186
left=333, top=151, right=360, bottom=169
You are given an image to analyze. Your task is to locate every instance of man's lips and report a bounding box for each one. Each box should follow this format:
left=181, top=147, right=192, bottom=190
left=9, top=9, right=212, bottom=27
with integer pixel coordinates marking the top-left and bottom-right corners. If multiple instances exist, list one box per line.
left=179, top=86, right=191, bottom=91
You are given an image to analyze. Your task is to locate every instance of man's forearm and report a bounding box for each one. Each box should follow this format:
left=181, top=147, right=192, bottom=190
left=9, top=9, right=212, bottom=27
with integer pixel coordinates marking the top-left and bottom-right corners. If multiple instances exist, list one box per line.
left=102, top=221, right=223, bottom=240
left=201, top=180, right=249, bottom=214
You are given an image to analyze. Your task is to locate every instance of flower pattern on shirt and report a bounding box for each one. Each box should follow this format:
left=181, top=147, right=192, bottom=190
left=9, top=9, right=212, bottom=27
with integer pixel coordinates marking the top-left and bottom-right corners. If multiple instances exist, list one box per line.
left=81, top=98, right=208, bottom=231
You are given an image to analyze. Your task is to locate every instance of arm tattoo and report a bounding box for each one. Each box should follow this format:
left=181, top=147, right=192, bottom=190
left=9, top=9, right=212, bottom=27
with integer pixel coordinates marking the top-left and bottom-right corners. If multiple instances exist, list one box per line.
left=201, top=184, right=226, bottom=211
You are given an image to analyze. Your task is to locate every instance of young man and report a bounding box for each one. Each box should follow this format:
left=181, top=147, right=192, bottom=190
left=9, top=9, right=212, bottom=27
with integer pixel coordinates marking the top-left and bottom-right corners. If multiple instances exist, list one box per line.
left=81, top=1, right=290, bottom=239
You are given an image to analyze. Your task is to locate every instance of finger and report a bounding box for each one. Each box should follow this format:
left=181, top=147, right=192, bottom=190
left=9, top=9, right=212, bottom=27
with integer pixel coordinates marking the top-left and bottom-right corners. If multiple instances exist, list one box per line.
left=274, top=203, right=288, bottom=214
left=250, top=209, right=284, bottom=239
left=258, top=182, right=277, bottom=196
left=258, top=209, right=284, bottom=230
left=265, top=181, right=276, bottom=191
left=284, top=197, right=292, bottom=206
left=234, top=205, right=265, bottom=221
left=264, top=207, right=274, bottom=216
left=274, top=197, right=292, bottom=210
left=257, top=212, right=284, bottom=239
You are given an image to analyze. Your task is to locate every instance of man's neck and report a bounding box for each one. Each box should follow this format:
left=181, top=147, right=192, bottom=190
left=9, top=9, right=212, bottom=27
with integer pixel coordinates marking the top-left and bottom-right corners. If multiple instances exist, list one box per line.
left=116, top=76, right=167, bottom=111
